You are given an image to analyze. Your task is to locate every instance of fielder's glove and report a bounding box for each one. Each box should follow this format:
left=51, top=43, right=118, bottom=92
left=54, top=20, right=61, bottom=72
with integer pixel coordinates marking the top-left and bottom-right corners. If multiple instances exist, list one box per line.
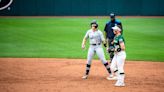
left=107, top=46, right=115, bottom=53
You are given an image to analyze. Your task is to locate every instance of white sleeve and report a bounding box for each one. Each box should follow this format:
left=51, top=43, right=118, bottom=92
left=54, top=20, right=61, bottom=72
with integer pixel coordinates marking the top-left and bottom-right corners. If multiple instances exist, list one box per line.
left=84, top=31, right=89, bottom=39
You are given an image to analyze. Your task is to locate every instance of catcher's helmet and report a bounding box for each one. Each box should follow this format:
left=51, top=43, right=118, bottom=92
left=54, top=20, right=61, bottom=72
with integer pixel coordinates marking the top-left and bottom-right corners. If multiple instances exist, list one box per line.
left=90, top=20, right=98, bottom=28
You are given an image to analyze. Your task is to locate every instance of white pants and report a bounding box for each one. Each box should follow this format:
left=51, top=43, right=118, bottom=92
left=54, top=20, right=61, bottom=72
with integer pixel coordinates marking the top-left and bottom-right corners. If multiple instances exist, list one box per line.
left=87, top=45, right=107, bottom=65
left=110, top=51, right=126, bottom=73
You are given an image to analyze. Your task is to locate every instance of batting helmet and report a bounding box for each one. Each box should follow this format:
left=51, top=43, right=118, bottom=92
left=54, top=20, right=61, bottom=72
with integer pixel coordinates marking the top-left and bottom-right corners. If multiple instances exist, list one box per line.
left=90, top=20, right=98, bottom=28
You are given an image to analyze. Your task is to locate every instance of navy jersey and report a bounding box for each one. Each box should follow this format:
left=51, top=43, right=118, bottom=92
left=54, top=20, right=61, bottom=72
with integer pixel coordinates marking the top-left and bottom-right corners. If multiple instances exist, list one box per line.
left=104, top=19, right=122, bottom=39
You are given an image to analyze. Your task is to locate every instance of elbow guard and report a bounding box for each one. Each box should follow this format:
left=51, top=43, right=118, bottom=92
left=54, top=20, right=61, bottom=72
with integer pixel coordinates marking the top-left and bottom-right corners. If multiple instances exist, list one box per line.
left=117, top=48, right=121, bottom=52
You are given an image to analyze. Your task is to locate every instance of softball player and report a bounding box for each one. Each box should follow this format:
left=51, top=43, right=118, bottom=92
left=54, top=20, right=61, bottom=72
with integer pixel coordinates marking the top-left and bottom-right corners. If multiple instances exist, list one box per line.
left=107, top=26, right=126, bottom=87
left=81, top=20, right=111, bottom=79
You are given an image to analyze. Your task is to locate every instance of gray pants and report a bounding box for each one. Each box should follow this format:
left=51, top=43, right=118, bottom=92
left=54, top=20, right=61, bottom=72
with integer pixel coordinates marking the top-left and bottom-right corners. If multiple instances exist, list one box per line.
left=84, top=45, right=111, bottom=75
left=87, top=45, right=107, bottom=65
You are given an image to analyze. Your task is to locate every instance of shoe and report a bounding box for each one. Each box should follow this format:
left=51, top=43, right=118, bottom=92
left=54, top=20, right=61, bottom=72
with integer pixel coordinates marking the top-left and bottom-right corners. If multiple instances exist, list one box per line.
left=82, top=75, right=88, bottom=79
left=106, top=76, right=117, bottom=80
left=115, top=80, right=125, bottom=87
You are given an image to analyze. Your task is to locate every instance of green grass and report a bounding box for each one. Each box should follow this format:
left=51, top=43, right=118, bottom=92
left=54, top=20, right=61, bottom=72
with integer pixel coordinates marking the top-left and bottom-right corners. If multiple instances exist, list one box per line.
left=0, top=17, right=164, bottom=62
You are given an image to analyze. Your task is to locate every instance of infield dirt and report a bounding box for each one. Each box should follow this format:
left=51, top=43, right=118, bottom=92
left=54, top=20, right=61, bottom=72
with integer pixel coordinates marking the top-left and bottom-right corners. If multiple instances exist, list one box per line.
left=0, top=58, right=164, bottom=92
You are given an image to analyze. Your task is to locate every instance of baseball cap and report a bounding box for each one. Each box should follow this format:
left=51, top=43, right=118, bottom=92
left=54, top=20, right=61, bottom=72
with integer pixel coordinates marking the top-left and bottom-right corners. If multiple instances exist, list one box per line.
left=110, top=13, right=115, bottom=18
left=112, top=26, right=121, bottom=31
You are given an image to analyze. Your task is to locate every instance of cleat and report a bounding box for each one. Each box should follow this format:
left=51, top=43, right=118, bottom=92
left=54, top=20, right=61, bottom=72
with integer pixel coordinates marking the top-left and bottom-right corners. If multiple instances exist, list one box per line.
left=106, top=76, right=117, bottom=80
left=109, top=74, right=114, bottom=78
left=82, top=75, right=88, bottom=79
left=115, top=80, right=125, bottom=87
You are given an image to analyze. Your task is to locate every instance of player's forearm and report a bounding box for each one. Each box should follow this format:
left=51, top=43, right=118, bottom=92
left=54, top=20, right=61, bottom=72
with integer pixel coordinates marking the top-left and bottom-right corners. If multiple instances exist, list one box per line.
left=102, top=39, right=107, bottom=48
left=102, top=40, right=106, bottom=44
left=82, top=38, right=87, bottom=46
left=106, top=38, right=109, bottom=48
left=120, top=42, right=125, bottom=50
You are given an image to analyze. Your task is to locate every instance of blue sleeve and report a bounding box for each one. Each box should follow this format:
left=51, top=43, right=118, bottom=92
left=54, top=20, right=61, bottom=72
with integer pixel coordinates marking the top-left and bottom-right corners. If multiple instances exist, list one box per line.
left=116, top=19, right=121, bottom=25
left=104, top=23, right=107, bottom=32
left=104, top=21, right=110, bottom=32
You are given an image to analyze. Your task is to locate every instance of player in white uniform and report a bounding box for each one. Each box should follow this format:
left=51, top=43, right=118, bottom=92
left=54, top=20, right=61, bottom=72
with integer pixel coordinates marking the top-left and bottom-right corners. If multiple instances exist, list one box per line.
left=81, top=20, right=111, bottom=79
left=106, top=26, right=126, bottom=87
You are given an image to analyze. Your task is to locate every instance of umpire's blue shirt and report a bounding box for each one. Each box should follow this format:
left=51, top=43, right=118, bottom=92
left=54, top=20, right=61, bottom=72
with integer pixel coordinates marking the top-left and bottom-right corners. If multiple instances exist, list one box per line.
left=104, top=19, right=122, bottom=39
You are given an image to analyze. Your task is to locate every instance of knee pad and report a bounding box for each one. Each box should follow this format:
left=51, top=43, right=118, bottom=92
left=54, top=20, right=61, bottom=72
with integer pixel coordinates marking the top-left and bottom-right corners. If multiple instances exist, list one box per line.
left=104, top=62, right=109, bottom=67
left=87, top=64, right=91, bottom=67
left=86, top=64, right=91, bottom=70
left=104, top=62, right=110, bottom=69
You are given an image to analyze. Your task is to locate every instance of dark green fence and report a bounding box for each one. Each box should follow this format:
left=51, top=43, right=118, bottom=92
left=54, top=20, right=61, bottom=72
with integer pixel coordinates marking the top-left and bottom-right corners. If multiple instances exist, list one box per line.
left=0, top=0, right=164, bottom=16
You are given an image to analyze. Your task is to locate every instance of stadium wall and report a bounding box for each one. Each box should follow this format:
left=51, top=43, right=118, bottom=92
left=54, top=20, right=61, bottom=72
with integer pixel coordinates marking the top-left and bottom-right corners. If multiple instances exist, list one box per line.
left=0, top=0, right=164, bottom=16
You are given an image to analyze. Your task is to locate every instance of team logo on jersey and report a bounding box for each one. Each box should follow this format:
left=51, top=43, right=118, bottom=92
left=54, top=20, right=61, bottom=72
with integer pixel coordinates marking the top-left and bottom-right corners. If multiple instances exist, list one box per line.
left=0, top=0, right=13, bottom=10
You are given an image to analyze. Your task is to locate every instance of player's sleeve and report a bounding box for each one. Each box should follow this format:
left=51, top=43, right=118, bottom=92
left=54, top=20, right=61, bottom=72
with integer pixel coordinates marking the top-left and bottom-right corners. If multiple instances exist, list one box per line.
left=119, top=37, right=124, bottom=44
left=104, top=23, right=108, bottom=39
left=116, top=19, right=121, bottom=25
left=84, top=30, right=89, bottom=39
left=104, top=23, right=108, bottom=32
left=104, top=24, right=107, bottom=32
left=116, top=20, right=121, bottom=27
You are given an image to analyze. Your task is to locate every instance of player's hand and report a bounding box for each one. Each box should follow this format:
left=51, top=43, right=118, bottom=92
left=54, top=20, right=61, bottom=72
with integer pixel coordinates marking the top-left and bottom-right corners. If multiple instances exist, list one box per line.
left=107, top=47, right=113, bottom=53
left=107, top=46, right=115, bottom=53
left=111, top=41, right=114, bottom=44
left=82, top=44, right=85, bottom=49
left=106, top=47, right=109, bottom=52
left=103, top=43, right=107, bottom=47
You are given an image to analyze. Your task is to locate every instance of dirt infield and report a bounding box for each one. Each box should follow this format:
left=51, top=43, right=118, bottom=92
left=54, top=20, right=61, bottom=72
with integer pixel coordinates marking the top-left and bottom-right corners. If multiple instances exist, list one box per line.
left=0, top=58, right=164, bottom=92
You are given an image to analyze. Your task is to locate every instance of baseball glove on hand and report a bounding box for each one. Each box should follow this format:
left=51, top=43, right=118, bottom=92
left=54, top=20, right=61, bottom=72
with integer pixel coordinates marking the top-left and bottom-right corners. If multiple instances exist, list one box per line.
left=107, top=46, right=115, bottom=53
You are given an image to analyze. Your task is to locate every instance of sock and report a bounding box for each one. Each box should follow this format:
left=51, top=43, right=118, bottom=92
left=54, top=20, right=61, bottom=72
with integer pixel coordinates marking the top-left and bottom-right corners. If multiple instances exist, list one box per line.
left=86, top=64, right=91, bottom=75
left=104, top=62, right=111, bottom=74
left=119, top=73, right=125, bottom=83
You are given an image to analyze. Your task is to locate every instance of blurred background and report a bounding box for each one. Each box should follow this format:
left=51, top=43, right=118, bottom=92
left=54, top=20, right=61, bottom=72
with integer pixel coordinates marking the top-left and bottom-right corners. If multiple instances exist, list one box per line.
left=0, top=0, right=164, bottom=16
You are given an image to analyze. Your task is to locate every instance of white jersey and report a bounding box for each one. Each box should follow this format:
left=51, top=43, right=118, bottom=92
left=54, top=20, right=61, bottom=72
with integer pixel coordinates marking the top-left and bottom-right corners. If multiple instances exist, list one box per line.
left=84, top=29, right=105, bottom=45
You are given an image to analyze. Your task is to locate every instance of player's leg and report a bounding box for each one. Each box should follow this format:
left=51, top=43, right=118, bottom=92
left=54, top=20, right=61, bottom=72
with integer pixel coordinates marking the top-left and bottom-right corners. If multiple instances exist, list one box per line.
left=107, top=54, right=118, bottom=80
left=82, top=46, right=95, bottom=79
left=115, top=51, right=126, bottom=86
left=109, top=51, right=114, bottom=63
left=108, top=39, right=114, bottom=63
left=95, top=47, right=111, bottom=75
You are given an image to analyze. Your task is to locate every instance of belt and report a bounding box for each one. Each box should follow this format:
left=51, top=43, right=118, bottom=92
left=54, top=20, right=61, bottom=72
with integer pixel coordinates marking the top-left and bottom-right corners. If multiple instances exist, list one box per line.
left=91, top=43, right=101, bottom=46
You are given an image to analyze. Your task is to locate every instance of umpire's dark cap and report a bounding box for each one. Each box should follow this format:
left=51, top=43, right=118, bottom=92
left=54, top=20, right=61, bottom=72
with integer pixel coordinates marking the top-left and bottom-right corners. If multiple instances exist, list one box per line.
left=110, top=13, right=115, bottom=18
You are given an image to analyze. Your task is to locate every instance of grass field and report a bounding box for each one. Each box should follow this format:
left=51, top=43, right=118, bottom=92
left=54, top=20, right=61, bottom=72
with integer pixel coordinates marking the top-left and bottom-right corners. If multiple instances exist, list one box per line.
left=0, top=17, right=164, bottom=61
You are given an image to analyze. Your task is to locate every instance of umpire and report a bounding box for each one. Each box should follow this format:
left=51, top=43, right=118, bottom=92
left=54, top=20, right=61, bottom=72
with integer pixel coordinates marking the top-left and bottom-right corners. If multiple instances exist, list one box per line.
left=104, top=13, right=123, bottom=62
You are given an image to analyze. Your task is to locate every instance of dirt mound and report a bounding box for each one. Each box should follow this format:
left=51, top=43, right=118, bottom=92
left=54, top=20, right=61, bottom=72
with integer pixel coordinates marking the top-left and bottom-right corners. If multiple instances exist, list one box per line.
left=0, top=58, right=164, bottom=92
